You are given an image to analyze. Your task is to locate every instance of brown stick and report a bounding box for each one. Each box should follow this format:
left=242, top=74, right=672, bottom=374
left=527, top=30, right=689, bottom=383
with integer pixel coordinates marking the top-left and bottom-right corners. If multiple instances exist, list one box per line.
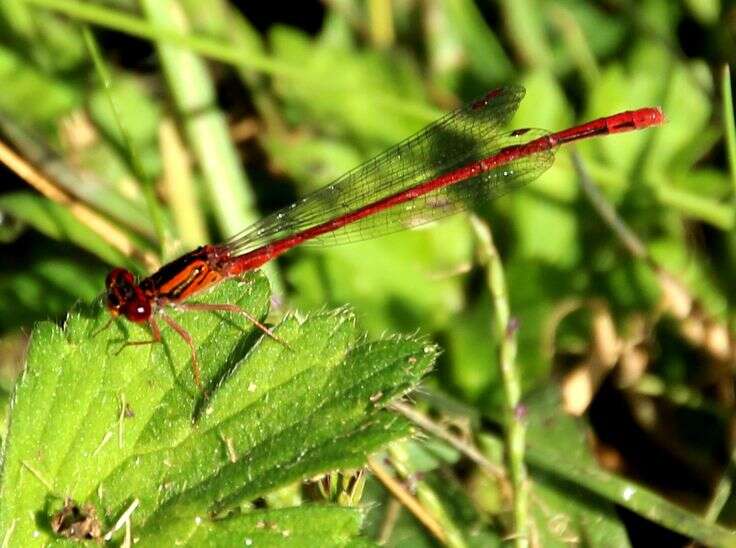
left=367, top=456, right=447, bottom=544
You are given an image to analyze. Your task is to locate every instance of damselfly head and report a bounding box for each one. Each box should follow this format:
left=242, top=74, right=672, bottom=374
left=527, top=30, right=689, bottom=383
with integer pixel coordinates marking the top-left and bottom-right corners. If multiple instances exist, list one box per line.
left=104, top=268, right=151, bottom=323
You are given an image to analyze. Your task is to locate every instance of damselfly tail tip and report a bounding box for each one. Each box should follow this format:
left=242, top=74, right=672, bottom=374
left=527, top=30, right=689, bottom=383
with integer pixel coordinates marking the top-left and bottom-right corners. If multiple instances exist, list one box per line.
left=633, top=106, right=666, bottom=129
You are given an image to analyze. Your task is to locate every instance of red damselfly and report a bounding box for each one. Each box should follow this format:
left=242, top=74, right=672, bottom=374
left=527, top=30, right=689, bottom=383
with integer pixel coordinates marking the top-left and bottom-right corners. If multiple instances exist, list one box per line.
left=103, top=85, right=664, bottom=390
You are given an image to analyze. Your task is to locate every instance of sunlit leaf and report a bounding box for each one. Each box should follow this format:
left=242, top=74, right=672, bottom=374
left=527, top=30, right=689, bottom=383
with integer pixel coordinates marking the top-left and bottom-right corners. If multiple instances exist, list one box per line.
left=0, top=275, right=435, bottom=544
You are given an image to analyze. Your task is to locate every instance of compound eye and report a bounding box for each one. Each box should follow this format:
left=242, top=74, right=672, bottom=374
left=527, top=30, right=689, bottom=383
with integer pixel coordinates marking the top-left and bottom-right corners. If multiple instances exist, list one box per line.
left=106, top=268, right=135, bottom=289
left=125, top=297, right=151, bottom=323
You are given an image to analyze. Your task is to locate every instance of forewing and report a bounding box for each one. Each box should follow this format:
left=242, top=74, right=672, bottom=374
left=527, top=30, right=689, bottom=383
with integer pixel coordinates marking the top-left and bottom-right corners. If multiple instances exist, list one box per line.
left=226, top=86, right=527, bottom=252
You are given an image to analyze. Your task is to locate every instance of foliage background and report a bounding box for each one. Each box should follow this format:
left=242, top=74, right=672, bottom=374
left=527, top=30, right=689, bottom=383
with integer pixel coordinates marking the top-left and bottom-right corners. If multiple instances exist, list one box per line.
left=0, top=0, right=735, bottom=546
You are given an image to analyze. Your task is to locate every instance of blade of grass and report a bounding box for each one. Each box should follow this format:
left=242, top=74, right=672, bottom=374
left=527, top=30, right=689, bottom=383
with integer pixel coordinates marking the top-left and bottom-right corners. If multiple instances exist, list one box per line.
left=139, top=0, right=281, bottom=289
left=188, top=1, right=284, bottom=134
left=572, top=152, right=649, bottom=260
left=526, top=443, right=736, bottom=547
left=0, top=192, right=133, bottom=268
left=390, top=401, right=507, bottom=481
left=420, top=388, right=736, bottom=546
left=722, top=64, right=736, bottom=197
left=81, top=25, right=167, bottom=253
left=442, top=0, right=514, bottom=82
left=499, top=0, right=552, bottom=69
left=0, top=1, right=35, bottom=52
left=703, top=447, right=736, bottom=523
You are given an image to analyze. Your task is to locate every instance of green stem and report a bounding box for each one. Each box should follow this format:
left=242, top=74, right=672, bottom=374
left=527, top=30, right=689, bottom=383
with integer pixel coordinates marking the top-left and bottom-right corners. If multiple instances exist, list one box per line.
left=471, top=216, right=528, bottom=548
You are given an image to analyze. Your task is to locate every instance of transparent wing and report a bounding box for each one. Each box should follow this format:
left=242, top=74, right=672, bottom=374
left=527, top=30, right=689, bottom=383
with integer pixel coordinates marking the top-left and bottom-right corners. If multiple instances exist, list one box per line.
left=225, top=85, right=535, bottom=253
left=309, top=131, right=555, bottom=246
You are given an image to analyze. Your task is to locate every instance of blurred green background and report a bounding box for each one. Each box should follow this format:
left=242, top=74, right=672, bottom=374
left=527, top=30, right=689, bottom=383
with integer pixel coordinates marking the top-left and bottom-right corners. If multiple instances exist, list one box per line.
left=0, top=0, right=734, bottom=545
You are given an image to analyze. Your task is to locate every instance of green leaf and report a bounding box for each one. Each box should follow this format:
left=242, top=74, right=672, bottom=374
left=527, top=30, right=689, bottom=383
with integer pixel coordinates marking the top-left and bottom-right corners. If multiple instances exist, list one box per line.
left=140, top=506, right=367, bottom=546
left=444, top=289, right=499, bottom=403
left=268, top=25, right=432, bottom=149
left=499, top=0, right=553, bottom=70
left=0, top=274, right=436, bottom=545
left=439, top=0, right=513, bottom=83
left=0, top=44, right=81, bottom=130
left=684, top=0, right=721, bottom=25
left=0, top=1, right=86, bottom=72
left=262, top=133, right=364, bottom=194
left=722, top=64, right=736, bottom=195
left=557, top=2, right=627, bottom=60
left=638, top=60, right=712, bottom=174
